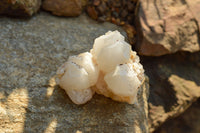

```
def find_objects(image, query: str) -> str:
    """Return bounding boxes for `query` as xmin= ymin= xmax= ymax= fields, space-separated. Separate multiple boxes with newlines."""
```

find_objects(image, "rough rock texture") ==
xmin=42 ymin=0 xmax=86 ymax=17
xmin=0 ymin=12 xmax=149 ymax=133
xmin=141 ymin=52 xmax=200 ymax=132
xmin=86 ymin=0 xmax=138 ymax=24
xmin=136 ymin=0 xmax=200 ymax=56
xmin=154 ymin=98 xmax=200 ymax=133
xmin=86 ymin=0 xmax=139 ymax=45
xmin=0 ymin=0 xmax=41 ymax=17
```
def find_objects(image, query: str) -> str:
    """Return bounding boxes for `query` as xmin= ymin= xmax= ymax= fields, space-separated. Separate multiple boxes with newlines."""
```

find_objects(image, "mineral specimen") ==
xmin=56 ymin=52 xmax=98 ymax=104
xmin=56 ymin=31 xmax=144 ymax=104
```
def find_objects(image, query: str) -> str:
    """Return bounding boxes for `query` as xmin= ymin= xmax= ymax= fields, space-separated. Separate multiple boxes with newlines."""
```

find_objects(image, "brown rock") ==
xmin=0 ymin=12 xmax=149 ymax=133
xmin=123 ymin=24 xmax=137 ymax=45
xmin=87 ymin=6 xmax=98 ymax=20
xmin=81 ymin=0 xmax=88 ymax=7
xmin=93 ymin=0 xmax=100 ymax=6
xmin=96 ymin=1 xmax=107 ymax=15
xmin=0 ymin=0 xmax=41 ymax=17
xmin=86 ymin=0 xmax=139 ymax=45
xmin=136 ymin=0 xmax=200 ymax=56
xmin=86 ymin=0 xmax=138 ymax=25
xmin=42 ymin=0 xmax=83 ymax=17
xmin=186 ymin=0 xmax=200 ymax=26
xmin=154 ymin=98 xmax=200 ymax=133
xmin=141 ymin=52 xmax=200 ymax=132
xmin=120 ymin=10 xmax=128 ymax=18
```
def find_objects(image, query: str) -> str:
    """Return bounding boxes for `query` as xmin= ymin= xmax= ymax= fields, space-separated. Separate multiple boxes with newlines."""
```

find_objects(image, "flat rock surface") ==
xmin=141 ymin=52 xmax=200 ymax=132
xmin=136 ymin=0 xmax=200 ymax=56
xmin=0 ymin=12 xmax=148 ymax=133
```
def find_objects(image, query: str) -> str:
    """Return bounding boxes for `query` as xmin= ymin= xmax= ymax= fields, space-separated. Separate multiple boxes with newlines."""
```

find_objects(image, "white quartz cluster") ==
xmin=56 ymin=31 xmax=145 ymax=104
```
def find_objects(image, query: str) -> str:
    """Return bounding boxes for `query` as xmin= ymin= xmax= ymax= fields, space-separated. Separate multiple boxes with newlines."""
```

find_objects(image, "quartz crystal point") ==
xmin=104 ymin=64 xmax=141 ymax=104
xmin=96 ymin=40 xmax=131 ymax=73
xmin=68 ymin=52 xmax=99 ymax=86
xmin=92 ymin=30 xmax=124 ymax=60
xmin=56 ymin=52 xmax=98 ymax=104
xmin=92 ymin=53 xmax=144 ymax=104
xmin=56 ymin=30 xmax=145 ymax=104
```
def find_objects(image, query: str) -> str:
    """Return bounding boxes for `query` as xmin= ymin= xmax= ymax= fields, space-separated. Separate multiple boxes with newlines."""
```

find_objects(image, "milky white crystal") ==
xmin=57 ymin=62 xmax=90 ymax=91
xmin=66 ymin=88 xmax=94 ymax=105
xmin=56 ymin=30 xmax=145 ymax=105
xmin=68 ymin=52 xmax=99 ymax=86
xmin=96 ymin=40 xmax=131 ymax=73
xmin=104 ymin=64 xmax=141 ymax=97
xmin=92 ymin=30 xmax=124 ymax=59
xmin=56 ymin=52 xmax=99 ymax=104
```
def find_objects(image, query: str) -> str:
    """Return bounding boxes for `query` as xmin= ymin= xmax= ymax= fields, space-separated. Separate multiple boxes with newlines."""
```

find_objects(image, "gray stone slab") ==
xmin=0 ymin=12 xmax=148 ymax=133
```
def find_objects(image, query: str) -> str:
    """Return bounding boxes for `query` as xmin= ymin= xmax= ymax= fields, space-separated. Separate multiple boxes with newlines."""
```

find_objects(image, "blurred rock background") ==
xmin=0 ymin=0 xmax=200 ymax=133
